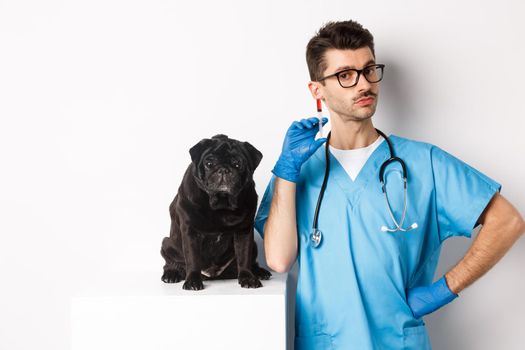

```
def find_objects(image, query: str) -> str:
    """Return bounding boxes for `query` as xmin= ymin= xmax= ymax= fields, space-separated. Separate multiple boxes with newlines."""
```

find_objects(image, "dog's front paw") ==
xmin=183 ymin=272 xmax=204 ymax=291
xmin=161 ymin=269 xmax=184 ymax=283
xmin=238 ymin=270 xmax=262 ymax=288
xmin=254 ymin=266 xmax=272 ymax=280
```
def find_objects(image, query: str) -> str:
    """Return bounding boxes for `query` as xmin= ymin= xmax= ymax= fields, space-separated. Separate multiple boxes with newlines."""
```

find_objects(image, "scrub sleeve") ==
xmin=430 ymin=145 xmax=502 ymax=242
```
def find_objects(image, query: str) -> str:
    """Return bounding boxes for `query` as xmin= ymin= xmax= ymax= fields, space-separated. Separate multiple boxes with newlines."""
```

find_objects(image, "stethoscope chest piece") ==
xmin=310 ymin=228 xmax=322 ymax=248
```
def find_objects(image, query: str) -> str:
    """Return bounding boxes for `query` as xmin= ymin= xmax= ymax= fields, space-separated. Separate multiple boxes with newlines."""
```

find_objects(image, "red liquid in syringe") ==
xmin=316 ymin=99 xmax=323 ymax=137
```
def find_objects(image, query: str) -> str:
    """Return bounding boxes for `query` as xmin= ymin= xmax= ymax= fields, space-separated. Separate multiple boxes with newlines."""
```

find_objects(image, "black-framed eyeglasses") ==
xmin=318 ymin=64 xmax=385 ymax=88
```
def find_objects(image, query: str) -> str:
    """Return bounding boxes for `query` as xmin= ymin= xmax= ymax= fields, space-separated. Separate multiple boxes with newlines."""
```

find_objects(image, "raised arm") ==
xmin=264 ymin=177 xmax=299 ymax=273
xmin=263 ymin=117 xmax=328 ymax=272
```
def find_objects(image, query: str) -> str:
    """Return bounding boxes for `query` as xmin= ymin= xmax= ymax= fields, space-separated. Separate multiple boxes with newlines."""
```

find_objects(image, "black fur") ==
xmin=160 ymin=134 xmax=272 ymax=290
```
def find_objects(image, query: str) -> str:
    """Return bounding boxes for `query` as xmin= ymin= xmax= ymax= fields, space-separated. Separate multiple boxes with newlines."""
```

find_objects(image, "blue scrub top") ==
xmin=254 ymin=134 xmax=501 ymax=350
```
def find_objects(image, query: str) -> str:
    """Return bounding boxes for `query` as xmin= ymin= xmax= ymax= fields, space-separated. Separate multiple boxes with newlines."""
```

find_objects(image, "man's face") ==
xmin=312 ymin=47 xmax=380 ymax=121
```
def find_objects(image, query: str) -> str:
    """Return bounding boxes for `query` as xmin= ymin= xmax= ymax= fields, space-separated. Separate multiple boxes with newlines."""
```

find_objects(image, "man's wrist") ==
xmin=435 ymin=275 xmax=459 ymax=301
xmin=407 ymin=275 xmax=459 ymax=319
xmin=271 ymin=168 xmax=299 ymax=183
xmin=444 ymin=271 xmax=461 ymax=295
xmin=272 ymin=153 xmax=301 ymax=183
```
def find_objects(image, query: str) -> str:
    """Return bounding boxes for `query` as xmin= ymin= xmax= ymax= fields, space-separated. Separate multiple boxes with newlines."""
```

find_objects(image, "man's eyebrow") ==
xmin=333 ymin=59 xmax=376 ymax=72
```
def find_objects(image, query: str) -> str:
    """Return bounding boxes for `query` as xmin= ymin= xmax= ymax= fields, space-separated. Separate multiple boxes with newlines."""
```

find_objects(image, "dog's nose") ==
xmin=217 ymin=167 xmax=231 ymax=176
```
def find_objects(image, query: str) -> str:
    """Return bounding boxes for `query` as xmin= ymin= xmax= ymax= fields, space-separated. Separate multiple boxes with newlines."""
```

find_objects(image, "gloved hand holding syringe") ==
xmin=272 ymin=113 xmax=328 ymax=183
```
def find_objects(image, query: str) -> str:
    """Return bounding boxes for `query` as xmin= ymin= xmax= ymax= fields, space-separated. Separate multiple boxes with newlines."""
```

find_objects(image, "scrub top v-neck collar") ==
xmin=313 ymin=134 xmax=393 ymax=210
xmin=328 ymin=135 xmax=385 ymax=182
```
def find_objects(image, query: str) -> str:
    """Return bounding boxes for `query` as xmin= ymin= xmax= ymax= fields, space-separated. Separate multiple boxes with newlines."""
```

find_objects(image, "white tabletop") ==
xmin=73 ymin=269 xmax=287 ymax=298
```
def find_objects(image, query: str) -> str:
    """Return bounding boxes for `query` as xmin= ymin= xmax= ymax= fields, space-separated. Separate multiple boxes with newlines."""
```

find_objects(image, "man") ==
xmin=254 ymin=20 xmax=524 ymax=349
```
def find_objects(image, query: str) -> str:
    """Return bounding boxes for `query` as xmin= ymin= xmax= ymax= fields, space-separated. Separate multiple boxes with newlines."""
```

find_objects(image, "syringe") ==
xmin=316 ymin=99 xmax=323 ymax=138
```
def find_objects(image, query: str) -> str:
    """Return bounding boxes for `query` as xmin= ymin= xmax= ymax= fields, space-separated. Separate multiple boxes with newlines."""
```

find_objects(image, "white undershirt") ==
xmin=328 ymin=135 xmax=385 ymax=181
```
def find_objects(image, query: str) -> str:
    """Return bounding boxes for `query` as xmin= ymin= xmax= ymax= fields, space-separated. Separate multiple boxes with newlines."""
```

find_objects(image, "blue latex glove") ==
xmin=272 ymin=117 xmax=328 ymax=183
xmin=406 ymin=275 xmax=459 ymax=319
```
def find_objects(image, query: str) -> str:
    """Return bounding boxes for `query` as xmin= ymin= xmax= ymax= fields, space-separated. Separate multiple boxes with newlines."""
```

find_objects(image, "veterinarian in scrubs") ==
xmin=254 ymin=20 xmax=524 ymax=350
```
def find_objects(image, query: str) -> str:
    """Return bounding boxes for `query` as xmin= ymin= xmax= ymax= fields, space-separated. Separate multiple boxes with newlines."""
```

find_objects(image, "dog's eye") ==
xmin=232 ymin=160 xmax=241 ymax=168
xmin=205 ymin=161 xmax=213 ymax=168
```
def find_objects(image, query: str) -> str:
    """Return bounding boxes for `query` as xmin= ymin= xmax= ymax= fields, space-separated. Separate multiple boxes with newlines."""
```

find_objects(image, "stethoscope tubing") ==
xmin=310 ymin=128 xmax=417 ymax=248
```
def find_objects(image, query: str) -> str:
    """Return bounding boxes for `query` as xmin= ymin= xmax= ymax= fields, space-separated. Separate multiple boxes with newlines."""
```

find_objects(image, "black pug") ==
xmin=160 ymin=134 xmax=272 ymax=290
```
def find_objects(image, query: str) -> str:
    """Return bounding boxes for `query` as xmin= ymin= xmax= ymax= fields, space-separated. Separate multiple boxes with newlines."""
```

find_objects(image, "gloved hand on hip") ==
xmin=272 ymin=117 xmax=328 ymax=183
xmin=406 ymin=275 xmax=459 ymax=319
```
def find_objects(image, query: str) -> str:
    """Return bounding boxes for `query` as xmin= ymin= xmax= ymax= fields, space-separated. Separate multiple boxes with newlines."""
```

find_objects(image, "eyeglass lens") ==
xmin=338 ymin=65 xmax=383 ymax=87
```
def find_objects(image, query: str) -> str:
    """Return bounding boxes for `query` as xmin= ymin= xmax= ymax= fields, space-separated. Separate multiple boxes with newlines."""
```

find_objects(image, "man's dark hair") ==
xmin=306 ymin=20 xmax=375 ymax=83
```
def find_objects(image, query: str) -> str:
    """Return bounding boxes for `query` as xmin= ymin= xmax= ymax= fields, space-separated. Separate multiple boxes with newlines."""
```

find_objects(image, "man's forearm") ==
xmin=445 ymin=194 xmax=525 ymax=294
xmin=263 ymin=176 xmax=298 ymax=272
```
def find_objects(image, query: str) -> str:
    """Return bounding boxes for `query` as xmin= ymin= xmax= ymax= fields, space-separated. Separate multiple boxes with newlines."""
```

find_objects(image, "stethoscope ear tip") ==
xmin=380 ymin=226 xmax=388 ymax=232
xmin=411 ymin=223 xmax=418 ymax=229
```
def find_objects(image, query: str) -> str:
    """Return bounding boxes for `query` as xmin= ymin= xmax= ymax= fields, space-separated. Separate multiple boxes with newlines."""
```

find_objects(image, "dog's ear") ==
xmin=211 ymin=134 xmax=229 ymax=141
xmin=189 ymin=138 xmax=214 ymax=165
xmin=242 ymin=141 xmax=263 ymax=171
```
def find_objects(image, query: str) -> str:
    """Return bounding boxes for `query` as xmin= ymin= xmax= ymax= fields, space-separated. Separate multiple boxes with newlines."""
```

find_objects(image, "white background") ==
xmin=1 ymin=0 xmax=524 ymax=349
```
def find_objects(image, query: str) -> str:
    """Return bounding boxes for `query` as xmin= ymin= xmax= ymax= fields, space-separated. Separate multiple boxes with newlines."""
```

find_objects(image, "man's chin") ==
xmin=356 ymin=105 xmax=377 ymax=118
xmin=332 ymin=105 xmax=376 ymax=121
xmin=350 ymin=110 xmax=375 ymax=120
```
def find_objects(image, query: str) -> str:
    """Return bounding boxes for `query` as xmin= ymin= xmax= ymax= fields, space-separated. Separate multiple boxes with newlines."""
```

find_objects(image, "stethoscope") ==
xmin=310 ymin=128 xmax=418 ymax=248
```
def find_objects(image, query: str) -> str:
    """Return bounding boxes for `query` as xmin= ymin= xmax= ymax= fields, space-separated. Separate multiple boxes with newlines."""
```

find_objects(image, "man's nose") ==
xmin=356 ymin=72 xmax=372 ymax=91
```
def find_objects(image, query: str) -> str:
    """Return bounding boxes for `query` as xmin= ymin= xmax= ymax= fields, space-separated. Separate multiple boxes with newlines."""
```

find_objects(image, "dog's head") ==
xmin=189 ymin=134 xmax=263 ymax=210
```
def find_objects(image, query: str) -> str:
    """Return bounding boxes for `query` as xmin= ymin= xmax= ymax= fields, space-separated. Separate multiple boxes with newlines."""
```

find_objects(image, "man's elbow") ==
xmin=502 ymin=206 xmax=525 ymax=238
xmin=265 ymin=241 xmax=293 ymax=273
xmin=265 ymin=242 xmax=296 ymax=273
xmin=481 ymin=193 xmax=525 ymax=237
xmin=513 ymin=215 xmax=525 ymax=237
xmin=262 ymin=224 xmax=297 ymax=273
xmin=267 ymin=259 xmax=293 ymax=273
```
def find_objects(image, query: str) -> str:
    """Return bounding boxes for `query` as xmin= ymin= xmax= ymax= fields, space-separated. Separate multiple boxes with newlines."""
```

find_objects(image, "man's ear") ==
xmin=242 ymin=141 xmax=263 ymax=171
xmin=189 ymin=138 xmax=213 ymax=165
xmin=308 ymin=81 xmax=324 ymax=100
